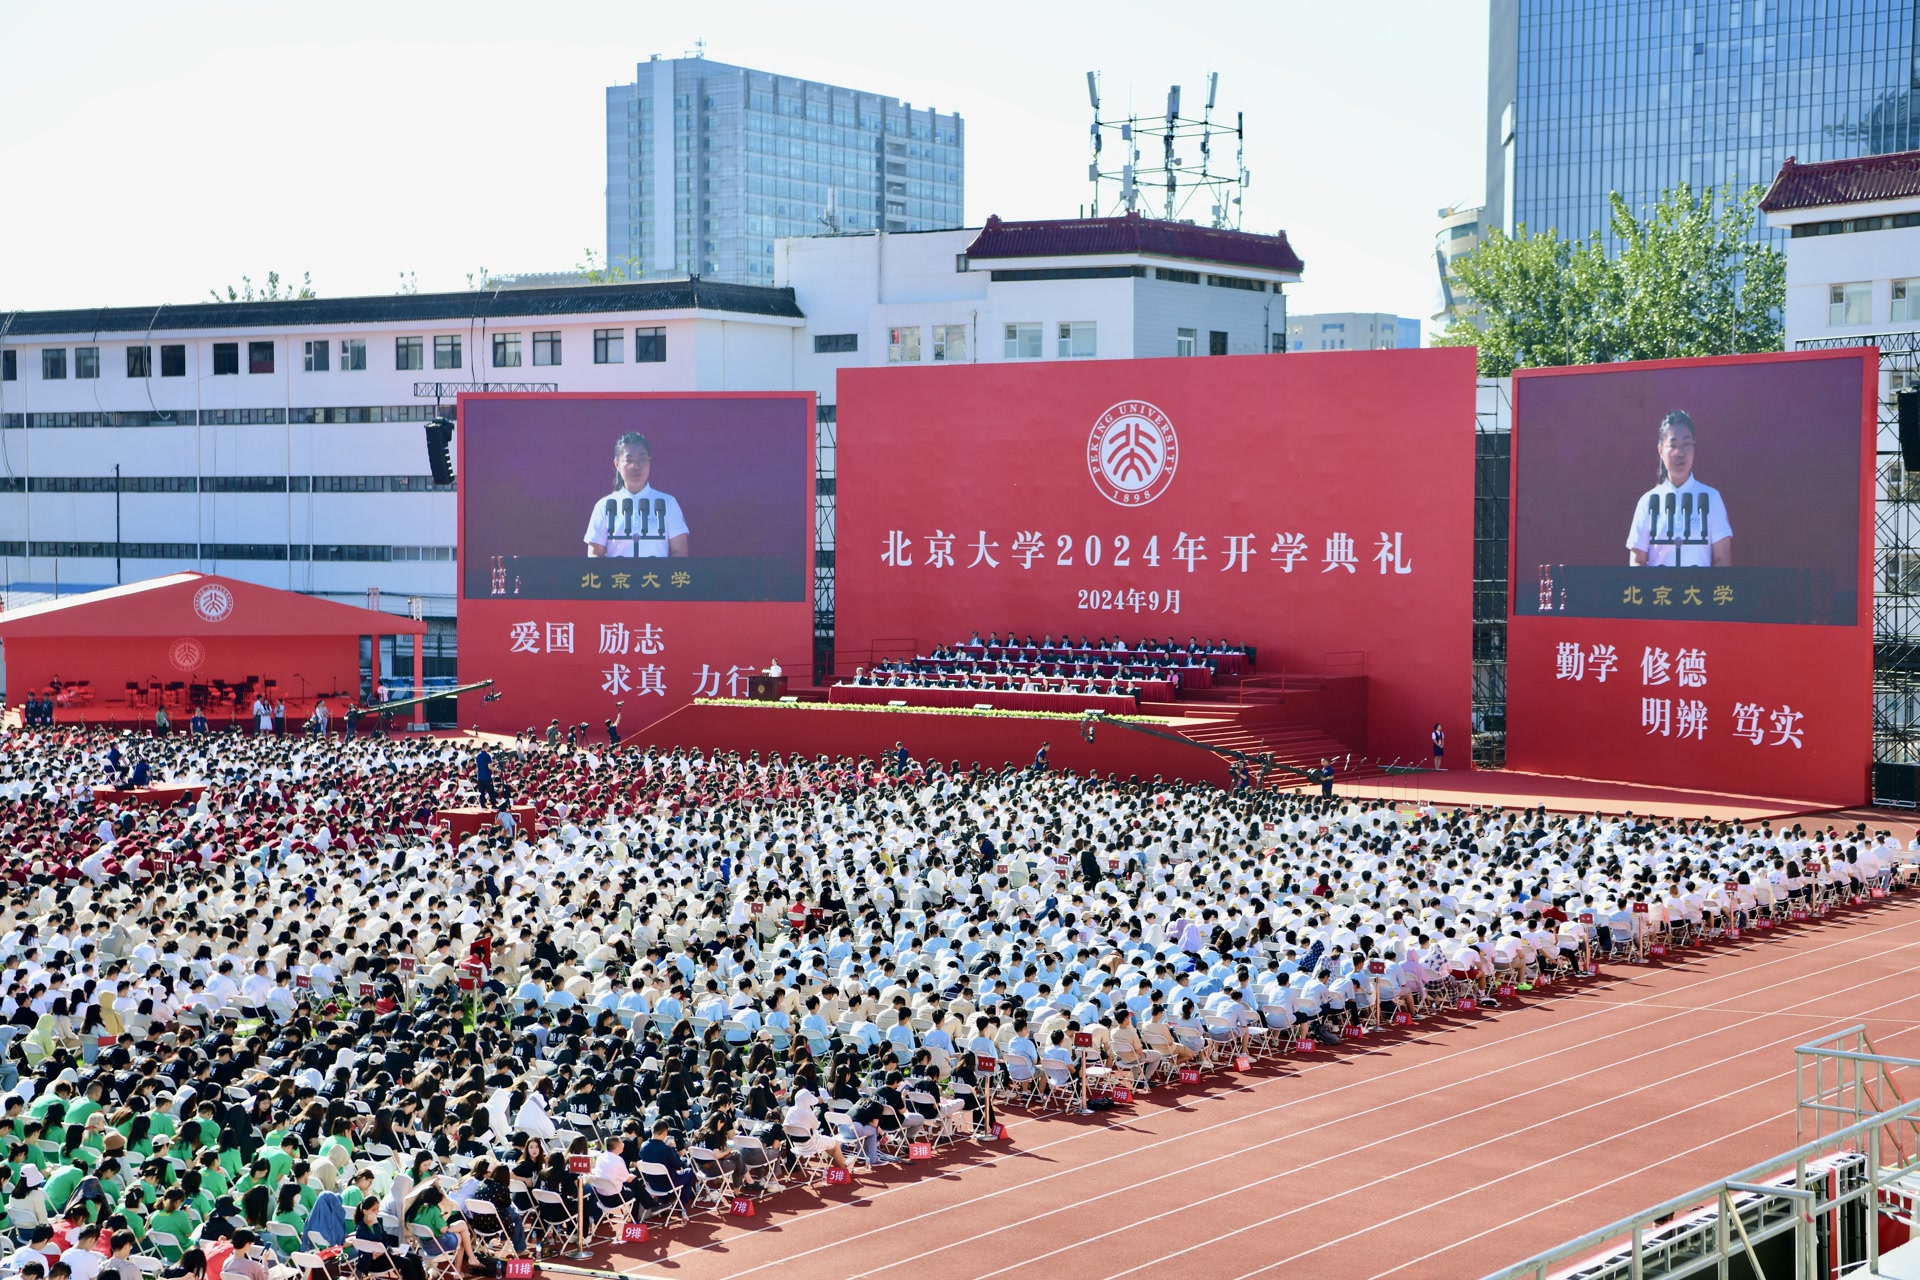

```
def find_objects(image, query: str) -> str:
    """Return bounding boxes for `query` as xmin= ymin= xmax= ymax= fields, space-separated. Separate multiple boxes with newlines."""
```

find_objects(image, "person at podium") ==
xmin=1626 ymin=410 xmax=1732 ymax=568
xmin=586 ymin=431 xmax=690 ymax=558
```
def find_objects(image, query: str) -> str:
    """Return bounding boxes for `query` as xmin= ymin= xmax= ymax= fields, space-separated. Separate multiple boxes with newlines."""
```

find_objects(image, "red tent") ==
xmin=0 ymin=572 xmax=425 ymax=728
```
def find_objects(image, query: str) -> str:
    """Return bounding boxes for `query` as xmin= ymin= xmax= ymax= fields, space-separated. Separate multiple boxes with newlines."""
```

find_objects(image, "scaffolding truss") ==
xmin=1794 ymin=334 xmax=1920 ymax=763
xmin=1473 ymin=379 xmax=1512 ymax=768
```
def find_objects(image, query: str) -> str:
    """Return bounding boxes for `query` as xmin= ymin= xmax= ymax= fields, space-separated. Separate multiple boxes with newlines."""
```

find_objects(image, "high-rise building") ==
xmin=606 ymin=55 xmax=965 ymax=284
xmin=1486 ymin=0 xmax=1920 ymax=245
xmin=1434 ymin=203 xmax=1487 ymax=327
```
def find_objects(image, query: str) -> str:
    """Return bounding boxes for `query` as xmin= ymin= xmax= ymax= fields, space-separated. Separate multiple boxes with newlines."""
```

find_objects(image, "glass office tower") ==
xmin=1486 ymin=0 xmax=1919 ymax=245
xmin=607 ymin=56 xmax=965 ymax=284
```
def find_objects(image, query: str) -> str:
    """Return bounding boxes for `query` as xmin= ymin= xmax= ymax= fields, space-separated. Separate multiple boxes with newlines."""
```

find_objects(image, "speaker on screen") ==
xmin=1900 ymin=389 xmax=1920 ymax=471
xmin=425 ymin=417 xmax=455 ymax=486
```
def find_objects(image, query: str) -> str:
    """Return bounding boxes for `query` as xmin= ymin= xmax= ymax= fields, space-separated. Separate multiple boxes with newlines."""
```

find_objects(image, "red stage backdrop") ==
xmin=1506 ymin=350 xmax=1876 ymax=806
xmin=835 ymin=350 xmax=1477 ymax=762
xmin=457 ymin=393 xmax=815 ymax=734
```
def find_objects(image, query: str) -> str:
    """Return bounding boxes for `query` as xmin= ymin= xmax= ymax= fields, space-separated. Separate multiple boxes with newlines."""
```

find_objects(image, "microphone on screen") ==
xmin=1662 ymin=492 xmax=1677 ymax=542
xmin=621 ymin=496 xmax=634 ymax=539
xmin=603 ymin=499 xmax=618 ymax=543
xmin=654 ymin=498 xmax=667 ymax=540
xmin=1697 ymin=492 xmax=1711 ymax=538
xmin=1679 ymin=492 xmax=1694 ymax=542
xmin=1646 ymin=494 xmax=1661 ymax=545
xmin=638 ymin=497 xmax=654 ymax=540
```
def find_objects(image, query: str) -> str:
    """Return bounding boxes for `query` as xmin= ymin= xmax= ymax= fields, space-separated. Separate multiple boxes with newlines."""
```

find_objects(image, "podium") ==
xmin=747 ymin=675 xmax=788 ymax=701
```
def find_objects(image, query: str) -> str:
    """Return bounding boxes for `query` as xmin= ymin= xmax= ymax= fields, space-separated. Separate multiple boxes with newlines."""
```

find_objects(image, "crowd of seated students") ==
xmin=0 ymin=720 xmax=1905 ymax=1271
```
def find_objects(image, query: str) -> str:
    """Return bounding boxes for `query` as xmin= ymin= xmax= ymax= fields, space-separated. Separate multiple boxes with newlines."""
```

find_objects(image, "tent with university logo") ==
xmin=0 ymin=572 xmax=424 ymax=726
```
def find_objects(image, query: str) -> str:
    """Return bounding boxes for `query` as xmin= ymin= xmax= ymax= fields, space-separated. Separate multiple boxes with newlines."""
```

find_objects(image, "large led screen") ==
xmin=457 ymin=393 xmax=814 ymax=734
xmin=1506 ymin=351 xmax=1875 ymax=806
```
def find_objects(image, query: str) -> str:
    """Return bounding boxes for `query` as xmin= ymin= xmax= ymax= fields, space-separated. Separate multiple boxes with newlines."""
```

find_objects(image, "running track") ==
xmin=587 ymin=895 xmax=1920 ymax=1280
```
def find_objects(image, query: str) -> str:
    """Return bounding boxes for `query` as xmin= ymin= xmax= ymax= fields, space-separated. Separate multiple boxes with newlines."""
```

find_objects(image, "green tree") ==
xmin=575 ymin=248 xmax=643 ymax=284
xmin=208 ymin=271 xmax=315 ymax=303
xmin=1435 ymin=183 xmax=1782 ymax=376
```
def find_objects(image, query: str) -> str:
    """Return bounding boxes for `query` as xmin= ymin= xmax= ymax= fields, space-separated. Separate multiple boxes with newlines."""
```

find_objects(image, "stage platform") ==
xmin=1334 ymin=765 xmax=1908 ymax=830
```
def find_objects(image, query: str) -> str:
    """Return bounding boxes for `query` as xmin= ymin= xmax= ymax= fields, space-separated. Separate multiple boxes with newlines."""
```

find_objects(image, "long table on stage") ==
xmin=904 ymin=656 xmax=1189 ymax=696
xmin=829 ymin=685 xmax=1141 ymax=715
xmin=953 ymin=644 xmax=1245 ymax=679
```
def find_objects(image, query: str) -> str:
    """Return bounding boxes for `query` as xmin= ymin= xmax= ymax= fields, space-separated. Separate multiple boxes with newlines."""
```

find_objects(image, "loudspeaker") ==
xmin=1900 ymin=390 xmax=1920 ymax=471
xmin=1873 ymin=761 xmax=1919 ymax=809
xmin=424 ymin=417 xmax=455 ymax=486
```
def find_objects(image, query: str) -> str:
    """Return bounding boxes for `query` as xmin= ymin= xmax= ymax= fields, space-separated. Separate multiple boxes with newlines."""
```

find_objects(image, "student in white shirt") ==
xmin=584 ymin=432 xmax=689 ymax=558
xmin=1627 ymin=410 xmax=1732 ymax=568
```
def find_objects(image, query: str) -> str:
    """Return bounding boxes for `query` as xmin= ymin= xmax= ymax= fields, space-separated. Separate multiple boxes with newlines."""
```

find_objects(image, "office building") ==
xmin=606 ymin=55 xmax=965 ymax=284
xmin=1762 ymin=151 xmax=1920 ymax=351
xmin=1487 ymin=0 xmax=1920 ymax=244
xmin=1285 ymin=312 xmax=1419 ymax=352
xmin=1434 ymin=203 xmax=1488 ymax=326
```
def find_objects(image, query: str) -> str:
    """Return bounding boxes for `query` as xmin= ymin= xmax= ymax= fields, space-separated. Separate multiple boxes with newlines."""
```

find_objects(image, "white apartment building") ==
xmin=779 ymin=213 xmax=1303 ymax=415
xmin=1762 ymin=151 xmax=1920 ymax=353
xmin=0 ymin=214 xmax=1303 ymax=693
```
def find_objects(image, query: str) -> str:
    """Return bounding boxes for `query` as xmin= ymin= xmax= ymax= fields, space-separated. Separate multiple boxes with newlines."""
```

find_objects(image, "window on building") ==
xmin=887 ymin=326 xmax=921 ymax=363
xmin=532 ymin=331 xmax=561 ymax=366
xmin=303 ymin=340 xmax=330 ymax=372
xmin=248 ymin=341 xmax=274 ymax=374
xmin=813 ymin=333 xmax=858 ymax=354
xmin=160 ymin=344 xmax=186 ymax=377
xmin=395 ymin=337 xmax=424 ymax=371
xmin=127 ymin=346 xmax=151 ymax=378
xmin=1209 ymin=330 xmax=1230 ymax=356
xmin=1057 ymin=322 xmax=1097 ymax=358
xmin=41 ymin=349 xmax=68 ymax=380
xmin=1895 ymin=280 xmax=1920 ymax=323
xmin=74 ymin=347 xmax=100 ymax=379
xmin=594 ymin=329 xmax=624 ymax=364
xmin=492 ymin=333 xmax=521 ymax=367
xmin=215 ymin=344 xmax=245 ymax=375
xmin=434 ymin=335 xmax=462 ymax=369
xmin=1176 ymin=328 xmax=1197 ymax=358
xmin=1 ymin=351 xmax=13 ymax=382
xmin=634 ymin=327 xmax=666 ymax=362
xmin=339 ymin=339 xmax=367 ymax=371
xmin=1003 ymin=323 xmax=1042 ymax=359
xmin=1830 ymin=282 xmax=1872 ymax=326
xmin=1270 ymin=333 xmax=1287 ymax=354
xmin=932 ymin=325 xmax=966 ymax=362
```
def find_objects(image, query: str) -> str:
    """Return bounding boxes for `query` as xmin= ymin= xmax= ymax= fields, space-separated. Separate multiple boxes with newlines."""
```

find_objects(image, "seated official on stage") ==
xmin=948 ymin=632 xmax=1253 ymax=679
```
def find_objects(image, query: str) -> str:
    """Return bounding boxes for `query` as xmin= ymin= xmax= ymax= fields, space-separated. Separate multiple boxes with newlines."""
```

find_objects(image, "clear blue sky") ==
xmin=0 ymin=0 xmax=1488 ymax=326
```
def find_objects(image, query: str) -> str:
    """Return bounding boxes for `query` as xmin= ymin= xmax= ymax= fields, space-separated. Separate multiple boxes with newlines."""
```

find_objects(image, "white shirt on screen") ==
xmin=1626 ymin=474 xmax=1730 ymax=568
xmin=585 ymin=484 xmax=688 ymax=557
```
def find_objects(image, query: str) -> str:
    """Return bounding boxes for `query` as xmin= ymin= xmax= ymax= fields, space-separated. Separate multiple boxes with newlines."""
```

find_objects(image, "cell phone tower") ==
xmin=1085 ymin=70 xmax=1249 ymax=228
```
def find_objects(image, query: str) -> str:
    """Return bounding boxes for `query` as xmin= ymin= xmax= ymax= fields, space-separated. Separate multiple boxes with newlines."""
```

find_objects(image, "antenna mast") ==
xmin=1086 ymin=69 xmax=1249 ymax=227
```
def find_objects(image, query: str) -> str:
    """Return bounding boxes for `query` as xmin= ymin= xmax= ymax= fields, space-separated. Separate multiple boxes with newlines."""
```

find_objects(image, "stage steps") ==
xmin=1175 ymin=717 xmax=1357 ymax=778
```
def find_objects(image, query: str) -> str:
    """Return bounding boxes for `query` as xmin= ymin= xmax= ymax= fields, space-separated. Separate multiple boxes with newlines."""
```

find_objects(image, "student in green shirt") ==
xmin=271 ymin=1184 xmax=307 ymax=1257
xmin=339 ymin=1168 xmax=376 ymax=1211
xmin=64 ymin=1084 xmax=104 ymax=1129
xmin=40 ymin=1165 xmax=82 ymax=1216
xmin=146 ymin=1188 xmax=194 ymax=1262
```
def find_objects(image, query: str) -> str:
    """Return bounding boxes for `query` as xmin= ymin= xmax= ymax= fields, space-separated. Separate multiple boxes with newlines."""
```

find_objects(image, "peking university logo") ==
xmin=191 ymin=583 xmax=235 ymax=624
xmin=1087 ymin=400 xmax=1179 ymax=506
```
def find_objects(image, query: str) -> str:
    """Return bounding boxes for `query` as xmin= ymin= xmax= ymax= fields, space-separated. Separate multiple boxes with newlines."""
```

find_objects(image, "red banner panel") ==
xmin=457 ymin=394 xmax=814 ymax=734
xmin=1507 ymin=351 xmax=1875 ymax=806
xmin=835 ymin=351 xmax=1476 ymax=761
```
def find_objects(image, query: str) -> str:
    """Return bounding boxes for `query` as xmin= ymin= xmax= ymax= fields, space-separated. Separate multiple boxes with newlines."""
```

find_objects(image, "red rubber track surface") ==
xmin=577 ymin=895 xmax=1920 ymax=1280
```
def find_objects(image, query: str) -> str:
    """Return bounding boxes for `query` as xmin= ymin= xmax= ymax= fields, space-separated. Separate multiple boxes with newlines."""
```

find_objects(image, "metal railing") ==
xmin=1795 ymin=1023 xmax=1920 ymax=1167
xmin=1481 ymin=1038 xmax=1920 ymax=1280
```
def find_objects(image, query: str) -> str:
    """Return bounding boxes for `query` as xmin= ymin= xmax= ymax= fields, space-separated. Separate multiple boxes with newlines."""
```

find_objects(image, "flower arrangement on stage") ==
xmin=695 ymin=697 xmax=1168 ymax=724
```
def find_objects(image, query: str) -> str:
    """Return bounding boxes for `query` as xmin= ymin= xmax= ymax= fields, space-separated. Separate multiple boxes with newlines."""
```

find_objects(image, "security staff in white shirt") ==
xmin=1626 ymin=410 xmax=1732 ymax=567
xmin=585 ymin=431 xmax=690 ymax=558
